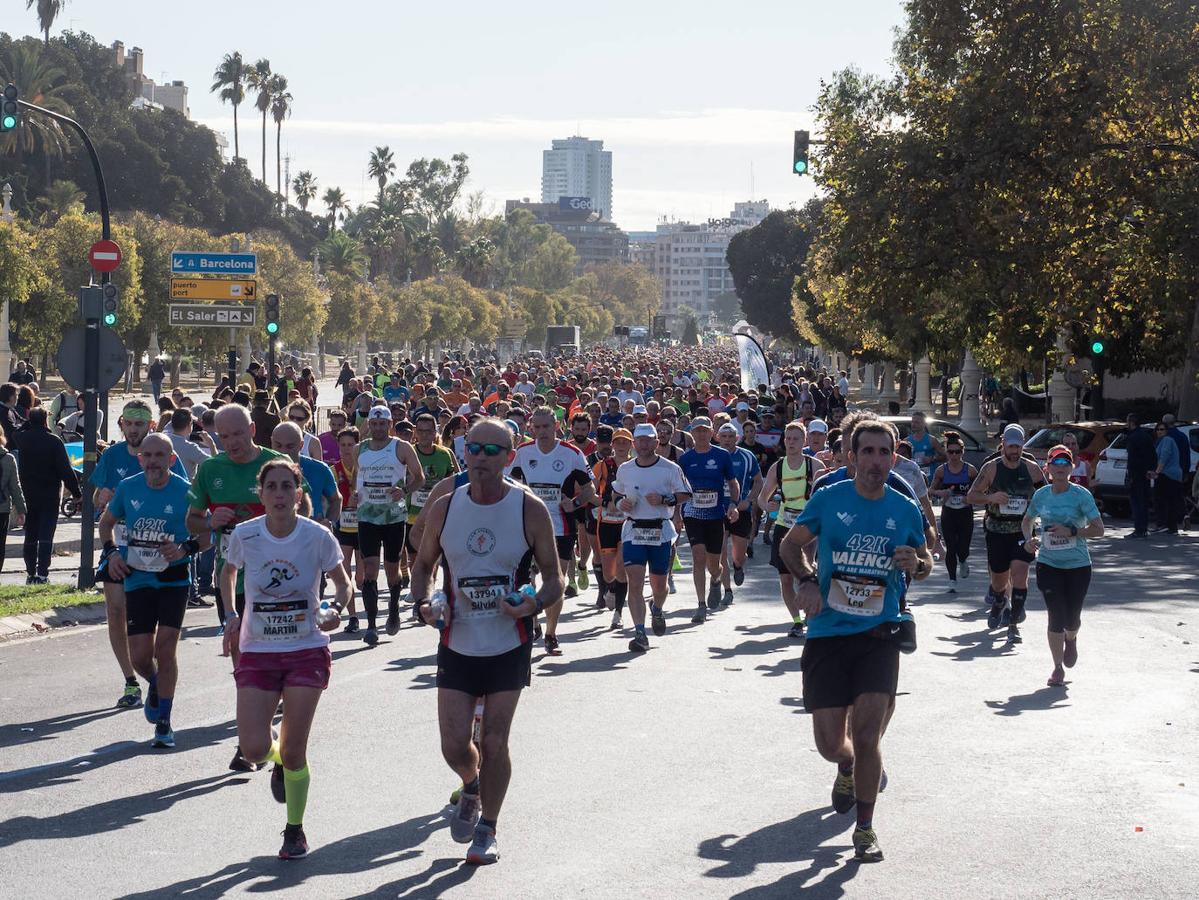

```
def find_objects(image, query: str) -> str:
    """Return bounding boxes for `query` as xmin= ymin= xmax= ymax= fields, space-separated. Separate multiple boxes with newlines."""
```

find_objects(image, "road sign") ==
xmin=1065 ymin=364 xmax=1092 ymax=390
xmin=168 ymin=303 xmax=257 ymax=327
xmin=88 ymin=239 xmax=122 ymax=273
xmin=170 ymin=277 xmax=257 ymax=301
xmin=57 ymin=325 xmax=127 ymax=393
xmin=170 ymin=251 xmax=257 ymax=276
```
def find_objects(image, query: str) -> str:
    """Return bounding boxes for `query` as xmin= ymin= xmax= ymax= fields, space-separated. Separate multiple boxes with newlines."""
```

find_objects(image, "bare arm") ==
xmin=966 ymin=461 xmax=997 ymax=506
xmin=410 ymin=494 xmax=450 ymax=608
xmin=756 ymin=462 xmax=779 ymax=512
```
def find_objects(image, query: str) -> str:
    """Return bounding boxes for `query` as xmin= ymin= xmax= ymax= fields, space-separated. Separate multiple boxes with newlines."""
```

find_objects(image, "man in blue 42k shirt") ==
xmin=677 ymin=417 xmax=739 ymax=624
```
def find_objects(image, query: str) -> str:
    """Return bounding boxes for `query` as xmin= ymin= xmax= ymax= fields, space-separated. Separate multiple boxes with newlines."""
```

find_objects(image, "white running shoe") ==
xmin=959 ymin=559 xmax=970 ymax=579
xmin=947 ymin=578 xmax=957 ymax=593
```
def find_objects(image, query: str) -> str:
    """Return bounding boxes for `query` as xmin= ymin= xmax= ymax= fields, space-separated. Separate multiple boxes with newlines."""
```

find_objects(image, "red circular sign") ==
xmin=88 ymin=239 xmax=122 ymax=273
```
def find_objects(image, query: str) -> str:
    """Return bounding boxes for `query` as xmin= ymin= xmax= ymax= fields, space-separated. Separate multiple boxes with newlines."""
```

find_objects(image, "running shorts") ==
xmin=125 ymin=585 xmax=189 ymax=635
xmin=555 ymin=534 xmax=577 ymax=561
xmin=1036 ymin=562 xmax=1092 ymax=633
xmin=333 ymin=527 xmax=358 ymax=549
xmin=598 ymin=522 xmax=623 ymax=552
xmin=801 ymin=630 xmax=900 ymax=711
xmin=726 ymin=510 xmax=753 ymax=540
xmin=684 ymin=516 xmax=726 ymax=554
xmin=437 ymin=642 xmax=533 ymax=696
xmin=985 ymin=530 xmax=1034 ymax=573
xmin=770 ymin=524 xmax=792 ymax=573
xmin=359 ymin=521 xmax=406 ymax=563
xmin=235 ymin=646 xmax=332 ymax=692
xmin=622 ymin=540 xmax=672 ymax=575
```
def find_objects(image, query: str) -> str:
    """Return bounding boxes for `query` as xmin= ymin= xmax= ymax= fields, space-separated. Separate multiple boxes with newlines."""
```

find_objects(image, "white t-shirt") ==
xmin=612 ymin=457 xmax=691 ymax=545
xmin=225 ymin=516 xmax=343 ymax=654
xmin=511 ymin=439 xmax=592 ymax=537
xmin=892 ymin=456 xmax=930 ymax=500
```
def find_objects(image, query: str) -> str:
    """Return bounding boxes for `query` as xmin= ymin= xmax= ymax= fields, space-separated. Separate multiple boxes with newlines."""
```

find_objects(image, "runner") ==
xmin=930 ymin=432 xmax=977 ymax=592
xmin=740 ymin=420 xmax=775 ymax=555
xmin=613 ymin=424 xmax=692 ymax=652
xmin=779 ymin=418 xmax=931 ymax=863
xmin=655 ymin=418 xmax=685 ymax=594
xmin=1021 ymin=445 xmax=1104 ymax=686
xmin=331 ymin=426 xmax=363 ymax=632
xmin=678 ymin=417 xmax=740 ymax=624
xmin=583 ymin=425 xmax=615 ymax=607
xmin=510 ymin=407 xmax=595 ymax=654
xmin=97 ymin=433 xmax=209 ymax=748
xmin=353 ymin=406 xmax=424 ymax=645
xmin=966 ymin=423 xmax=1046 ymax=644
xmin=410 ymin=418 xmax=564 ymax=865
xmin=567 ymin=413 xmax=597 ymax=591
xmin=757 ymin=422 xmax=824 ymax=637
xmin=271 ymin=422 xmax=341 ymax=531
xmin=716 ymin=423 xmax=762 ymax=606
xmin=907 ymin=411 xmax=946 ymax=483
xmin=406 ymin=412 xmax=458 ymax=572
xmin=591 ymin=428 xmax=634 ymax=629
xmin=221 ymin=458 xmax=351 ymax=860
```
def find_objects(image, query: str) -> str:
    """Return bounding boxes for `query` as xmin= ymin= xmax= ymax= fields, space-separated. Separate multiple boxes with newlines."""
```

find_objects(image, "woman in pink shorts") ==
xmin=220 ymin=458 xmax=352 ymax=860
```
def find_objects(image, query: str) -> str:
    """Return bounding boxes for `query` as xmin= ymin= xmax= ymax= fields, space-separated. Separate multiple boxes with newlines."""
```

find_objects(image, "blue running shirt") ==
xmin=679 ymin=446 xmax=736 ymax=520
xmin=106 ymin=472 xmax=194 ymax=591
xmin=91 ymin=441 xmax=188 ymax=491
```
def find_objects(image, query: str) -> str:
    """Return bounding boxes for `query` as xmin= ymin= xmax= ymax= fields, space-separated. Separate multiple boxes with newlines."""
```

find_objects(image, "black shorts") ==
xmin=436 ymin=642 xmax=533 ymax=697
xmin=684 ymin=517 xmax=725 ymax=554
xmin=985 ymin=529 xmax=1034 ymax=573
xmin=726 ymin=510 xmax=753 ymax=540
xmin=555 ymin=534 xmax=577 ymax=560
xmin=97 ymin=559 xmax=188 ymax=586
xmin=801 ymin=630 xmax=901 ymax=711
xmin=125 ymin=586 xmax=189 ymax=635
xmin=586 ymin=511 xmax=600 ymax=536
xmin=333 ymin=528 xmax=358 ymax=549
xmin=598 ymin=522 xmax=623 ymax=551
xmin=1036 ymin=563 xmax=1092 ymax=632
xmin=770 ymin=525 xmax=792 ymax=573
xmin=358 ymin=521 xmax=406 ymax=563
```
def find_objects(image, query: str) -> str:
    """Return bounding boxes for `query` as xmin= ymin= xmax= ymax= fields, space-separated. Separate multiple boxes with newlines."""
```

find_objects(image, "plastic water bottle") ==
xmin=317 ymin=601 xmax=339 ymax=627
xmin=768 ymin=490 xmax=783 ymax=522
xmin=507 ymin=584 xmax=537 ymax=607
xmin=429 ymin=590 xmax=449 ymax=630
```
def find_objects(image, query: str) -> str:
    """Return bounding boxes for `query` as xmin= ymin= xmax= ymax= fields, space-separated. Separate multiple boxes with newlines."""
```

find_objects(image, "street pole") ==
xmin=18 ymin=99 xmax=110 ymax=589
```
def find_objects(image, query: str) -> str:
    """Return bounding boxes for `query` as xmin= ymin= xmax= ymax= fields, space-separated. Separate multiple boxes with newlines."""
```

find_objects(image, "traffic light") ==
xmin=793 ymin=129 xmax=809 ymax=176
xmin=1 ymin=83 xmax=17 ymax=133
xmin=265 ymin=293 xmax=280 ymax=335
xmin=102 ymin=282 xmax=118 ymax=326
xmin=1091 ymin=340 xmax=1104 ymax=356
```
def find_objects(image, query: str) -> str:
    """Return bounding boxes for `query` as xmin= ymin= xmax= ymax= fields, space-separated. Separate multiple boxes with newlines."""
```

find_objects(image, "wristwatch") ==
xmin=798 ymin=574 xmax=817 ymax=586
xmin=915 ymin=557 xmax=928 ymax=576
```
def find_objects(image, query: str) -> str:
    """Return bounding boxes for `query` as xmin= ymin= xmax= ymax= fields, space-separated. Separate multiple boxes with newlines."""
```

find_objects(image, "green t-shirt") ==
xmin=407 ymin=445 xmax=456 ymax=522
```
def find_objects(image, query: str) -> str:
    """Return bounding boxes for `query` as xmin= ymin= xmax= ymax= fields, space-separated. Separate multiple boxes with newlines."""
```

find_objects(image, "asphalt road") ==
xmin=1 ymin=522 xmax=1197 ymax=899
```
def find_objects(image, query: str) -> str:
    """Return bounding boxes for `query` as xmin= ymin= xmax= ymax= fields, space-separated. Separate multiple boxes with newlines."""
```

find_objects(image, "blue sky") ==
xmin=32 ymin=0 xmax=906 ymax=230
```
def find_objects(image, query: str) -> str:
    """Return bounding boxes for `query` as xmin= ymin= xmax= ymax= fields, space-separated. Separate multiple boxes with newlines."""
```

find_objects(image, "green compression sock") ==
xmin=283 ymin=765 xmax=310 ymax=827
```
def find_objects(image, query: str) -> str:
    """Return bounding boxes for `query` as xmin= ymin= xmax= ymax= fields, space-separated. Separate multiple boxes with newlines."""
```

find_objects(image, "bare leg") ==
xmin=104 ymin=582 xmax=134 ymax=680
xmin=478 ymin=689 xmax=522 ymax=821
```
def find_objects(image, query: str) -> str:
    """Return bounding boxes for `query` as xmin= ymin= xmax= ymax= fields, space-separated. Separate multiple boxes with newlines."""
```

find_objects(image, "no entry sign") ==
xmin=88 ymin=239 xmax=122 ymax=273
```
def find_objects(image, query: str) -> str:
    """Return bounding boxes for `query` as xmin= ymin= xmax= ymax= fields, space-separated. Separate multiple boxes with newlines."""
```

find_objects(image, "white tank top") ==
xmin=356 ymin=439 xmax=407 ymax=525
xmin=440 ymin=483 xmax=532 ymax=656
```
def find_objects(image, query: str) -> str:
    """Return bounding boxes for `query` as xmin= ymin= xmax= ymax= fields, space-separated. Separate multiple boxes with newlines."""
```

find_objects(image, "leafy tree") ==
xmin=680 ymin=312 xmax=699 ymax=347
xmin=0 ymin=220 xmax=46 ymax=310
xmin=405 ymin=154 xmax=469 ymax=229
xmin=319 ymin=230 xmax=366 ymax=278
xmin=0 ymin=40 xmax=75 ymax=172
xmin=37 ymin=177 xmax=83 ymax=223
xmin=292 ymin=171 xmax=317 ymax=212
xmin=711 ymin=291 xmax=742 ymax=326
xmin=725 ymin=209 xmax=812 ymax=342
xmin=210 ymin=51 xmax=246 ymax=163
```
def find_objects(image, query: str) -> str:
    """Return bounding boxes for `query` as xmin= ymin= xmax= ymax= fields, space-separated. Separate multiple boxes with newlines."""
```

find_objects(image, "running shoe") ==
xmin=385 ymin=612 xmax=400 ymax=636
xmin=1047 ymin=667 xmax=1065 ymax=686
xmin=271 ymin=763 xmax=286 ymax=803
xmin=610 ymin=611 xmax=622 ymax=631
xmin=746 ymin=543 xmax=754 ymax=559
xmin=667 ymin=575 xmax=677 ymax=594
xmin=363 ymin=628 xmax=379 ymax=646
xmin=450 ymin=790 xmax=481 ymax=843
xmin=721 ymin=588 xmax=733 ymax=609
xmin=151 ymin=720 xmax=174 ymax=749
xmin=449 ymin=785 xmax=463 ymax=805
xmin=186 ymin=596 xmax=213 ymax=608
xmin=564 ymin=582 xmax=578 ymax=599
xmin=733 ymin=565 xmax=745 ymax=586
xmin=986 ymin=600 xmax=1004 ymax=630
xmin=597 ymin=594 xmax=607 ymax=610
xmin=959 ymin=558 xmax=970 ymax=579
xmin=947 ymin=578 xmax=957 ymax=594
xmin=1013 ymin=605 xmax=1027 ymax=624
xmin=116 ymin=684 xmax=143 ymax=710
xmin=1063 ymin=637 xmax=1078 ymax=668
xmin=345 ymin=616 xmax=360 ymax=634
xmin=229 ymin=746 xmax=258 ymax=772
xmin=144 ymin=683 xmax=159 ymax=724
xmin=831 ymin=770 xmax=856 ymax=813
xmin=706 ymin=582 xmax=721 ymax=610
xmin=852 ymin=826 xmax=884 ymax=862
xmin=577 ymin=569 xmax=589 ymax=590
xmin=466 ymin=824 xmax=499 ymax=865
xmin=651 ymin=606 xmax=666 ymax=637
xmin=1007 ymin=623 xmax=1022 ymax=644
xmin=999 ymin=606 xmax=1012 ymax=628
xmin=544 ymin=634 xmax=562 ymax=656
xmin=691 ymin=605 xmax=707 ymax=624
xmin=278 ymin=824 xmax=308 ymax=860
xmin=788 ymin=621 xmax=805 ymax=639
xmin=628 ymin=631 xmax=650 ymax=653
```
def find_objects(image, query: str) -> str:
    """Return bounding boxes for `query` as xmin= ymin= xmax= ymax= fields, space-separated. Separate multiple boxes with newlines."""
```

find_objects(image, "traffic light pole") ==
xmin=18 ymin=99 xmax=109 ymax=589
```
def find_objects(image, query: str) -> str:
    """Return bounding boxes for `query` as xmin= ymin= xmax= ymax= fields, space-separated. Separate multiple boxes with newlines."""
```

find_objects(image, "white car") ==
xmin=1093 ymin=423 xmax=1198 ymax=515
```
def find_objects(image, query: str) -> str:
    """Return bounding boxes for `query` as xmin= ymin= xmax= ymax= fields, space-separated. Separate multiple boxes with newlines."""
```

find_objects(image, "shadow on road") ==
xmin=929 ymin=628 xmax=1018 ymax=663
xmin=0 ymin=706 xmax=126 ymax=750
xmin=697 ymin=806 xmax=860 ymax=897
xmin=536 ymin=649 xmax=634 ymax=676
xmin=707 ymin=634 xmax=794 ymax=661
xmin=984 ymin=686 xmax=1071 ymax=716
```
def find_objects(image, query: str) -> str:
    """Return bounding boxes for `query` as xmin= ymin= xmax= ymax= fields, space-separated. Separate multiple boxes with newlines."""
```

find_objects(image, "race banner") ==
xmin=733 ymin=332 xmax=771 ymax=393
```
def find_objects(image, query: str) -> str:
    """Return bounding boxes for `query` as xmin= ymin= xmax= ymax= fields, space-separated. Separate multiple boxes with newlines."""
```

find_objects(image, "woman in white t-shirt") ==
xmin=220 ymin=457 xmax=351 ymax=861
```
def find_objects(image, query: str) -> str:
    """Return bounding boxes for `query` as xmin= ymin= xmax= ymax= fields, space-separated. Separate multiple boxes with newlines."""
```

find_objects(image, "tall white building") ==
xmin=654 ymin=201 xmax=770 ymax=322
xmin=541 ymin=136 xmax=613 ymax=222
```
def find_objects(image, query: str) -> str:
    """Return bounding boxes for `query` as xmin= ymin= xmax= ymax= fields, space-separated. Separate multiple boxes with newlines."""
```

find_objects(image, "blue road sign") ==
xmin=170 ymin=251 xmax=258 ymax=275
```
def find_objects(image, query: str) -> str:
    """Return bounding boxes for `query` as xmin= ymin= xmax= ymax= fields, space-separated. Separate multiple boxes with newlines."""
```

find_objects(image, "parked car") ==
xmin=879 ymin=416 xmax=988 ymax=470
xmin=1093 ymin=423 xmax=1199 ymax=515
xmin=1024 ymin=422 xmax=1125 ymax=476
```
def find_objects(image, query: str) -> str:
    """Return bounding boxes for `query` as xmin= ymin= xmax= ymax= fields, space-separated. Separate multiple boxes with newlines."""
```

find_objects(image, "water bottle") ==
xmin=429 ymin=590 xmax=449 ymax=630
xmin=507 ymin=584 xmax=537 ymax=607
xmin=317 ymin=601 xmax=339 ymax=627
xmin=768 ymin=490 xmax=783 ymax=522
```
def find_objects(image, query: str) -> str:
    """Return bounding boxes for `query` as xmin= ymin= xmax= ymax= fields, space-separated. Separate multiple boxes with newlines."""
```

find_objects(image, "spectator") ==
xmin=10 ymin=359 xmax=36 ymax=385
xmin=0 ymin=383 xmax=21 ymax=445
xmin=56 ymin=390 xmax=103 ymax=442
xmin=1151 ymin=419 xmax=1184 ymax=535
xmin=0 ymin=430 xmax=27 ymax=571
xmin=1162 ymin=413 xmax=1191 ymax=479
xmin=13 ymin=408 xmax=80 ymax=582
xmin=15 ymin=384 xmax=36 ymax=420
xmin=336 ymin=359 xmax=355 ymax=401
xmin=49 ymin=387 xmax=80 ymax=431
xmin=1123 ymin=413 xmax=1156 ymax=539
xmin=147 ymin=357 xmax=166 ymax=402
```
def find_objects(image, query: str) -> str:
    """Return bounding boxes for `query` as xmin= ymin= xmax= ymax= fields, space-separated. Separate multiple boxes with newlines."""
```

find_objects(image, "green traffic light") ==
xmin=1091 ymin=340 xmax=1104 ymax=355
xmin=266 ymin=322 xmax=279 ymax=334
xmin=1 ymin=115 xmax=14 ymax=130
xmin=794 ymin=160 xmax=808 ymax=175
xmin=103 ymin=313 xmax=117 ymax=326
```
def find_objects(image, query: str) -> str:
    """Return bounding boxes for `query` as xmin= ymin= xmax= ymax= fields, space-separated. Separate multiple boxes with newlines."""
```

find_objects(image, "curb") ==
xmin=0 ymin=600 xmax=107 ymax=642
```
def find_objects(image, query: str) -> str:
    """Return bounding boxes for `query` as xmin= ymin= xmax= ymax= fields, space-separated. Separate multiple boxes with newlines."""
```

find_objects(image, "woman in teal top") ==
xmin=1021 ymin=445 xmax=1104 ymax=688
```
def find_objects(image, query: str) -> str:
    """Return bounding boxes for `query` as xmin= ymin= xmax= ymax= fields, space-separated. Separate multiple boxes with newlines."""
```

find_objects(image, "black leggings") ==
xmin=940 ymin=507 xmax=974 ymax=580
xmin=1036 ymin=563 xmax=1091 ymax=633
xmin=24 ymin=500 xmax=60 ymax=578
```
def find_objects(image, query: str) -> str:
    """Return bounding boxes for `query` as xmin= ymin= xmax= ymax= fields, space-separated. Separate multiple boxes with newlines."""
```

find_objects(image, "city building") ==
xmin=540 ymin=136 xmax=613 ymax=222
xmin=112 ymin=41 xmax=190 ymax=118
xmin=653 ymin=201 xmax=770 ymax=323
xmin=506 ymin=199 xmax=629 ymax=271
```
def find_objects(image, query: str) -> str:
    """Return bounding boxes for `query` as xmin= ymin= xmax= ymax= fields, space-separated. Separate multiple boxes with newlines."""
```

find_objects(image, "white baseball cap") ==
xmin=808 ymin=419 xmax=829 ymax=434
xmin=633 ymin=424 xmax=658 ymax=439
xmin=367 ymin=406 xmax=393 ymax=421
xmin=1003 ymin=423 xmax=1025 ymax=446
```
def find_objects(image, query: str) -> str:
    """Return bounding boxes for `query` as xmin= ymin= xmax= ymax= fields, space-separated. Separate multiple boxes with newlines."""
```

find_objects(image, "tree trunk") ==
xmin=1177 ymin=296 xmax=1199 ymax=419
xmin=170 ymin=356 xmax=181 ymax=389
xmin=261 ymin=113 xmax=267 ymax=184
xmin=275 ymin=122 xmax=282 ymax=211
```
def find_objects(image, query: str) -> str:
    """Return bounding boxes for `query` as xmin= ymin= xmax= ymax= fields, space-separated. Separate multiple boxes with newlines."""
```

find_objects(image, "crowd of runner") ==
xmin=7 ymin=343 xmax=1174 ymax=865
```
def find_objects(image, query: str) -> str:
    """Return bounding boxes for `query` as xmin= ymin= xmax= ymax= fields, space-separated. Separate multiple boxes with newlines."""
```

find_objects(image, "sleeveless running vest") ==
xmin=773 ymin=456 xmax=813 ymax=530
xmin=985 ymin=460 xmax=1034 ymax=533
xmin=938 ymin=464 xmax=973 ymax=511
xmin=356 ymin=439 xmax=407 ymax=525
xmin=440 ymin=484 xmax=532 ymax=656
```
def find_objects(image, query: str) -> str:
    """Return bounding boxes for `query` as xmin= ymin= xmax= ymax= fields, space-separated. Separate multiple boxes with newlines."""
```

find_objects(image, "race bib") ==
xmin=1044 ymin=532 xmax=1077 ymax=551
xmin=456 ymin=575 xmax=512 ymax=620
xmin=1003 ymin=497 xmax=1028 ymax=515
xmin=530 ymin=483 xmax=561 ymax=504
xmin=945 ymin=494 xmax=967 ymax=510
xmin=113 ymin=523 xmax=128 ymax=547
xmin=780 ymin=506 xmax=801 ymax=528
xmin=363 ymin=480 xmax=394 ymax=505
xmin=606 ymin=507 xmax=627 ymax=522
xmin=125 ymin=537 xmax=168 ymax=572
xmin=250 ymin=597 xmax=314 ymax=642
xmin=339 ymin=507 xmax=358 ymax=531
xmin=631 ymin=523 xmax=663 ymax=546
xmin=411 ymin=488 xmax=432 ymax=509
xmin=692 ymin=490 xmax=718 ymax=509
xmin=828 ymin=573 xmax=887 ymax=616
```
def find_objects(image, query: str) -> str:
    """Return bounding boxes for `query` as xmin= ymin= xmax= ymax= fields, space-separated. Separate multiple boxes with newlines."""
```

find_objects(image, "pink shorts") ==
xmin=234 ymin=646 xmax=332 ymax=692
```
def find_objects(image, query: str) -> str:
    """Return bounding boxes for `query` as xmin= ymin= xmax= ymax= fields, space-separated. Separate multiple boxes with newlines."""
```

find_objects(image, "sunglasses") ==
xmin=289 ymin=415 xmax=308 ymax=423
xmin=466 ymin=441 xmax=511 ymax=457
xmin=1049 ymin=457 xmax=1072 ymax=466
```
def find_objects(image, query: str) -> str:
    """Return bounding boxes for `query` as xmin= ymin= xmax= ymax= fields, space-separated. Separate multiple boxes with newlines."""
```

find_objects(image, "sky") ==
xmin=25 ymin=0 xmax=907 ymax=231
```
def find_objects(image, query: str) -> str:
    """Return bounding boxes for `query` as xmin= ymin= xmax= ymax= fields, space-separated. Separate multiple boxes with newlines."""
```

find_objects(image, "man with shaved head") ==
xmin=272 ymin=421 xmax=341 ymax=530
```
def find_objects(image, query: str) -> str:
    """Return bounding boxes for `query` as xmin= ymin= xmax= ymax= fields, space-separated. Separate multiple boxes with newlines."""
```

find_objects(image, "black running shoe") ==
xmin=999 ymin=606 xmax=1012 ymax=627
xmin=721 ymin=589 xmax=733 ymax=610
xmin=831 ymin=770 xmax=856 ymax=814
xmin=987 ymin=601 xmax=1004 ymax=630
xmin=544 ymin=634 xmax=562 ymax=656
xmin=363 ymin=628 xmax=379 ymax=646
xmin=651 ymin=606 xmax=666 ymax=637
xmin=746 ymin=544 xmax=754 ymax=559
xmin=278 ymin=824 xmax=308 ymax=860
xmin=345 ymin=616 xmax=360 ymax=634
xmin=733 ymin=565 xmax=745 ymax=586
xmin=706 ymin=583 xmax=721 ymax=610
xmin=271 ymin=763 xmax=286 ymax=803
xmin=788 ymin=621 xmax=805 ymax=639
xmin=1007 ymin=623 xmax=1022 ymax=644
xmin=628 ymin=631 xmax=650 ymax=653
xmin=385 ymin=613 xmax=400 ymax=636
xmin=691 ymin=605 xmax=707 ymax=624
xmin=229 ymin=747 xmax=258 ymax=773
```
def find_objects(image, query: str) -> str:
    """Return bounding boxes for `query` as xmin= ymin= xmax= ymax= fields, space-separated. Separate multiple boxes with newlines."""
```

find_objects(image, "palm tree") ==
xmin=292 ymin=171 xmax=318 ymax=212
xmin=0 ymin=43 xmax=75 ymax=181
xmin=245 ymin=58 xmax=273 ymax=183
xmin=319 ymin=230 xmax=367 ymax=278
xmin=367 ymin=146 xmax=396 ymax=210
xmin=322 ymin=187 xmax=349 ymax=234
xmin=210 ymin=51 xmax=245 ymax=163
xmin=26 ymin=1 xmax=65 ymax=47
xmin=268 ymin=74 xmax=292 ymax=208
xmin=38 ymin=178 xmax=84 ymax=223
